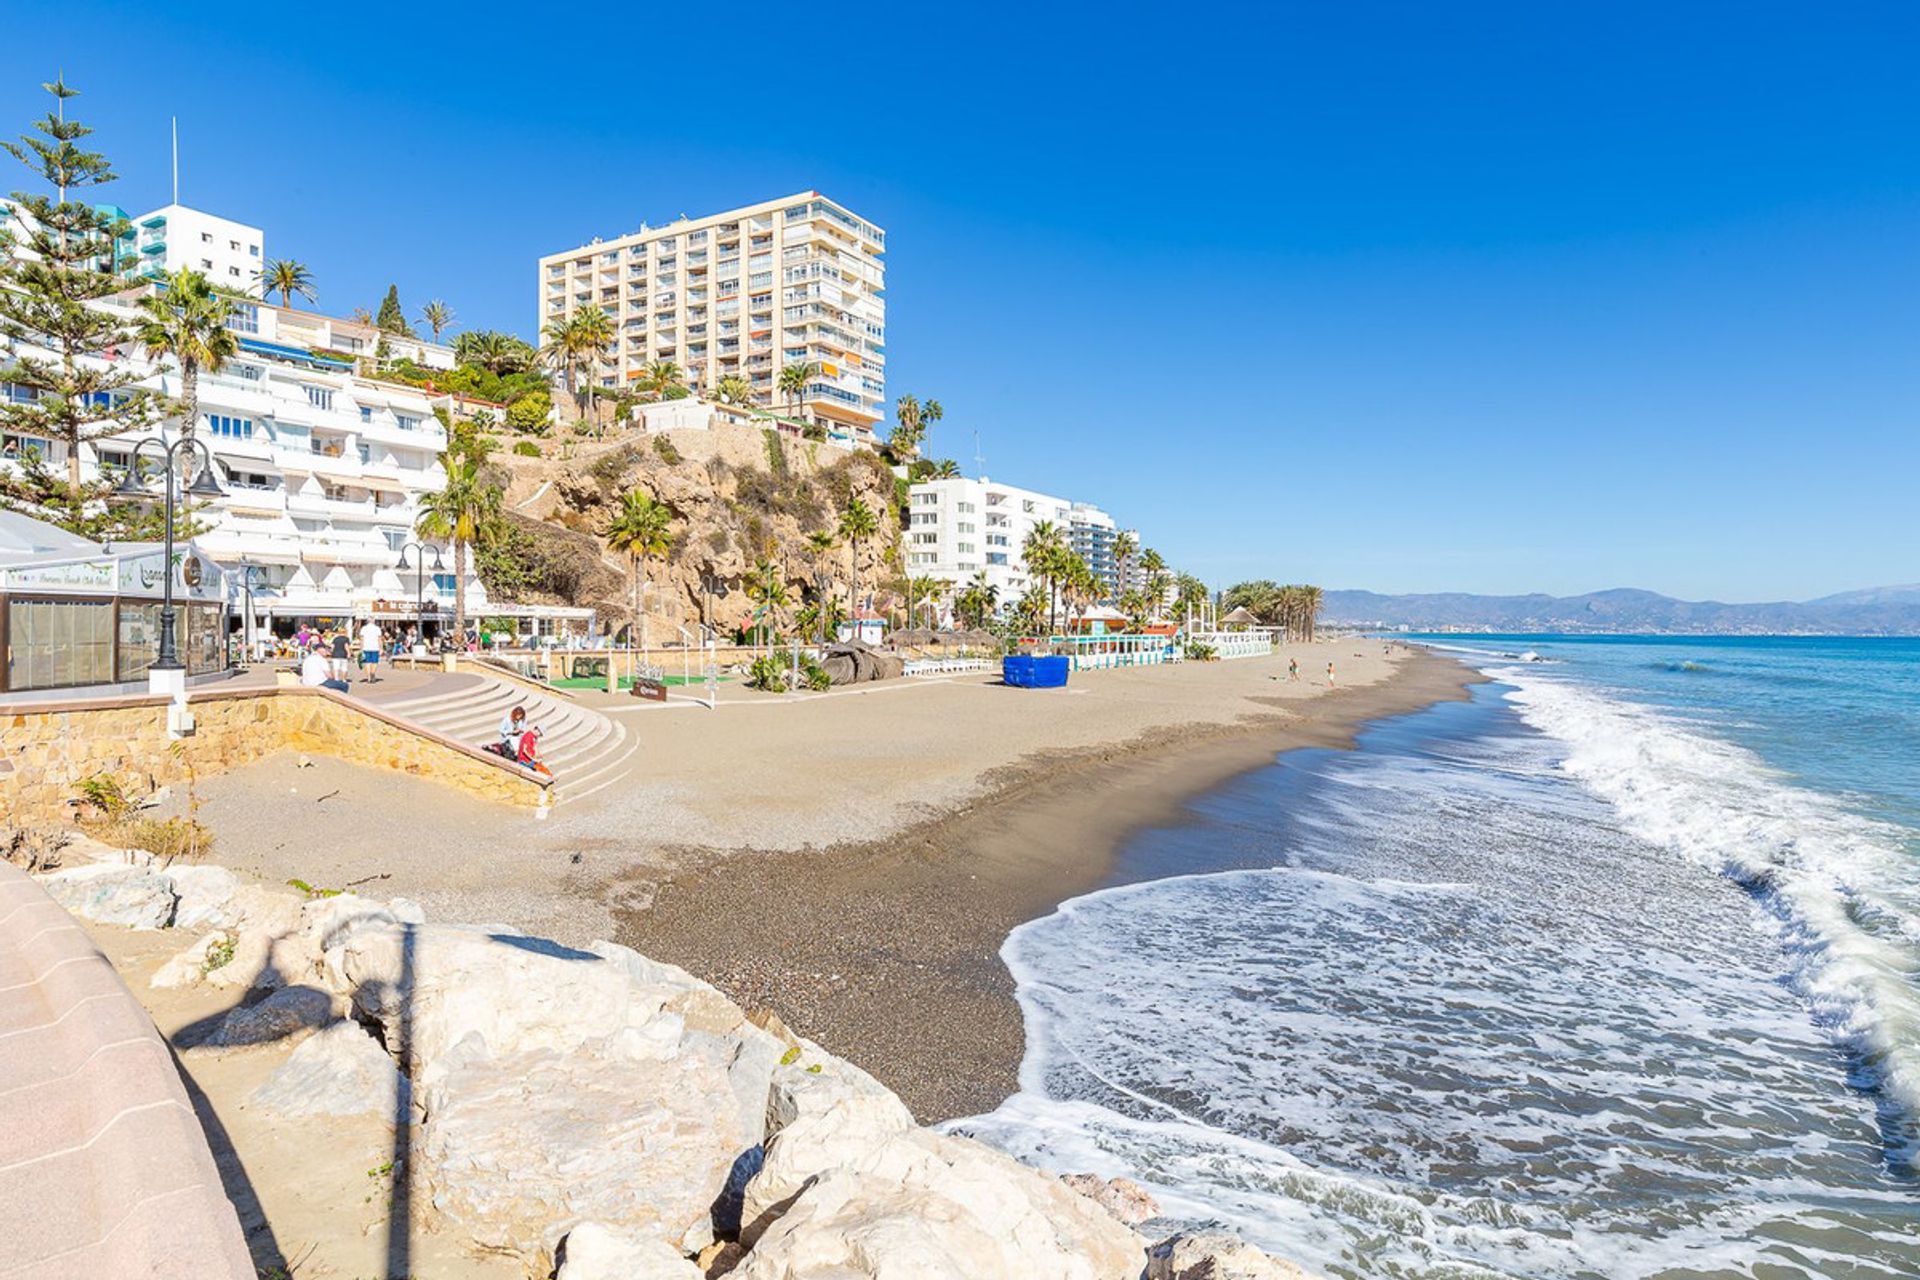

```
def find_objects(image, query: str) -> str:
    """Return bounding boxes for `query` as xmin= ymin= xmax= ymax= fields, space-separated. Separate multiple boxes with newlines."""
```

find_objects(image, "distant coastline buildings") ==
xmin=906 ymin=475 xmax=1143 ymax=606
xmin=538 ymin=193 xmax=887 ymax=446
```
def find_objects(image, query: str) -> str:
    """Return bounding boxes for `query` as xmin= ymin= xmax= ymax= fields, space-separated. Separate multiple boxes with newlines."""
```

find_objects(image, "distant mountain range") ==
xmin=1322 ymin=585 xmax=1920 ymax=636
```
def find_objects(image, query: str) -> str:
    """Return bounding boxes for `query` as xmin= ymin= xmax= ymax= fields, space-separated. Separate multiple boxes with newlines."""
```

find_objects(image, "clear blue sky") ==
xmin=5 ymin=2 xmax=1915 ymax=601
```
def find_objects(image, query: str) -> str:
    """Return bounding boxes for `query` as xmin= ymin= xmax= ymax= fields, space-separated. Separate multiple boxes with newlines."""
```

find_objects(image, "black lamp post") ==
xmin=237 ymin=561 xmax=268 ymax=659
xmin=394 ymin=540 xmax=445 ymax=640
xmin=114 ymin=435 xmax=225 ymax=671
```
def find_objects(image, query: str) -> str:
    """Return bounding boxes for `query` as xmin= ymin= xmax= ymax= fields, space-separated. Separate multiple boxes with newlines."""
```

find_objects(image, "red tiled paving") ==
xmin=0 ymin=861 xmax=253 ymax=1280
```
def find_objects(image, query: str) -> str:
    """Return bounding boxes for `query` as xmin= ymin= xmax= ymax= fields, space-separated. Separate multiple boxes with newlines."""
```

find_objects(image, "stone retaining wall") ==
xmin=0 ymin=860 xmax=256 ymax=1279
xmin=0 ymin=687 xmax=551 ymax=824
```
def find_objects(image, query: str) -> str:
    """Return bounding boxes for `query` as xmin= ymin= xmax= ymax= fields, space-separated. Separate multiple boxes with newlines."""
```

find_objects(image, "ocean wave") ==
xmin=1491 ymin=662 xmax=1920 ymax=1169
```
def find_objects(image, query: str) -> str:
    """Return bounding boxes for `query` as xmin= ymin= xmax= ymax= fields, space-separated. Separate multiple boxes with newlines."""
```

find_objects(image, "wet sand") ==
xmin=613 ymin=648 xmax=1479 ymax=1121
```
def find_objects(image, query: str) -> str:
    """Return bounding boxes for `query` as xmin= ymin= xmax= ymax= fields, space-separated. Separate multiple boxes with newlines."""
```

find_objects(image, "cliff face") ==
xmin=486 ymin=426 xmax=903 ymax=640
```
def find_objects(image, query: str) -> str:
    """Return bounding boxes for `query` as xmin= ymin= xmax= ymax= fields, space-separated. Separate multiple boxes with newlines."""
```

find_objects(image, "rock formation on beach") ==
xmin=484 ymin=426 xmax=902 ymax=641
xmin=23 ymin=832 xmax=1323 ymax=1280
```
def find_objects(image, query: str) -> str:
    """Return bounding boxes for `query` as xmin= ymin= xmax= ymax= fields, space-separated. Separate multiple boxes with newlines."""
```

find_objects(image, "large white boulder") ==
xmin=742 ymin=1042 xmax=916 ymax=1239
xmin=335 ymin=924 xmax=643 ymax=1081
xmin=736 ymin=1129 xmax=1144 ymax=1280
xmin=167 ymin=864 xmax=243 ymax=929
xmin=251 ymin=1019 xmax=409 ymax=1121
xmin=1145 ymin=1231 xmax=1320 ymax=1280
xmin=418 ymin=1040 xmax=753 ymax=1263
xmin=557 ymin=1222 xmax=701 ymax=1280
xmin=36 ymin=862 xmax=176 ymax=928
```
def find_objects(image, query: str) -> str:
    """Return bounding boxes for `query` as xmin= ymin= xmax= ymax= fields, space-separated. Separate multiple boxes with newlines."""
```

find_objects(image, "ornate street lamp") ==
xmin=113 ymin=435 xmax=224 ymax=672
xmin=394 ymin=540 xmax=445 ymax=642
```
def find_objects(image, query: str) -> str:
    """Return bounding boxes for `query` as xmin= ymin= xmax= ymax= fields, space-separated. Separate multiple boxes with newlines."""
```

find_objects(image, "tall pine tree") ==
xmin=374 ymin=283 xmax=413 ymax=337
xmin=0 ymin=76 xmax=162 ymax=529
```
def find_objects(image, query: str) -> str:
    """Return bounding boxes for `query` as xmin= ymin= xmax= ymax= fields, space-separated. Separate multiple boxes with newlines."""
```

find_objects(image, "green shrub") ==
xmin=511 ymin=440 xmax=541 ymax=457
xmin=1184 ymin=640 xmax=1218 ymax=662
xmin=748 ymin=655 xmax=789 ymax=693
xmin=652 ymin=434 xmax=683 ymax=465
xmin=76 ymin=772 xmax=133 ymax=820
xmin=200 ymin=935 xmax=236 ymax=974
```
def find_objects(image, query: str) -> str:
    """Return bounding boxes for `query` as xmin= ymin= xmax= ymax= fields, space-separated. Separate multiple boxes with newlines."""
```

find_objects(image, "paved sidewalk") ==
xmin=0 ymin=861 xmax=253 ymax=1280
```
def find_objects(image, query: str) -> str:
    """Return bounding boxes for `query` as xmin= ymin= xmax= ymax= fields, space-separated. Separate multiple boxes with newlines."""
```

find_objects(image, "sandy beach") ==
xmin=166 ymin=641 xmax=1476 ymax=1120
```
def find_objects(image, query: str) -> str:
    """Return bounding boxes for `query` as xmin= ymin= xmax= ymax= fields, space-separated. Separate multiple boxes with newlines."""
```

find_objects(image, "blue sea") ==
xmin=960 ymin=636 xmax=1920 ymax=1279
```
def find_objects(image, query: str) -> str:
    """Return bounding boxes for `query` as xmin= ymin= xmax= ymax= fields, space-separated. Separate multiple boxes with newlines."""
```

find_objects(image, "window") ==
xmin=206 ymin=414 xmax=254 ymax=439
xmin=305 ymin=386 xmax=333 ymax=410
xmin=6 ymin=598 xmax=114 ymax=690
xmin=200 ymin=231 xmax=212 ymax=243
xmin=229 ymin=239 xmax=239 ymax=251
xmin=236 ymin=363 xmax=262 ymax=381
xmin=228 ymin=266 xmax=241 ymax=278
xmin=200 ymin=258 xmax=212 ymax=270
xmin=227 ymin=303 xmax=259 ymax=335
xmin=248 ymin=244 xmax=259 ymax=257
xmin=360 ymin=406 xmax=373 ymax=423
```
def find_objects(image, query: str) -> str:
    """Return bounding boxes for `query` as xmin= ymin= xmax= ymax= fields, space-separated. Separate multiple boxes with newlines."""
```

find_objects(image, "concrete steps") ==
xmin=379 ymin=676 xmax=630 ymax=807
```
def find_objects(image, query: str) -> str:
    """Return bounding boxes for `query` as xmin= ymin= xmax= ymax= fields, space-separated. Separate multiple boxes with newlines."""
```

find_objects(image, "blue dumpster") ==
xmin=1002 ymin=654 xmax=1070 ymax=688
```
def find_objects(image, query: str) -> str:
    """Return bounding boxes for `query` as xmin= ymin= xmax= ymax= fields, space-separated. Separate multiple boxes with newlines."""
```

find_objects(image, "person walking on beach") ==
xmin=359 ymin=617 xmax=384 ymax=684
xmin=328 ymin=629 xmax=351 ymax=682
xmin=1326 ymin=660 xmax=1336 ymax=685
xmin=1289 ymin=658 xmax=1299 ymax=682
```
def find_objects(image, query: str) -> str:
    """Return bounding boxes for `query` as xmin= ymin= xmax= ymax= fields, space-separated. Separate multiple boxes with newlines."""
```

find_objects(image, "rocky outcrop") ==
xmin=819 ymin=641 xmax=907 ymax=686
xmin=489 ymin=427 xmax=902 ymax=640
xmin=1147 ymin=1231 xmax=1319 ymax=1280
xmin=251 ymin=1019 xmax=408 ymax=1121
xmin=36 ymin=862 xmax=178 ymax=928
xmin=46 ymin=844 xmax=1321 ymax=1280
xmin=1062 ymin=1174 xmax=1162 ymax=1227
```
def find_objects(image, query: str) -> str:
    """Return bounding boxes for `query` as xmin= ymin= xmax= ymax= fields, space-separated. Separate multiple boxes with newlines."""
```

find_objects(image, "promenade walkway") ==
xmin=0 ymin=861 xmax=253 ymax=1280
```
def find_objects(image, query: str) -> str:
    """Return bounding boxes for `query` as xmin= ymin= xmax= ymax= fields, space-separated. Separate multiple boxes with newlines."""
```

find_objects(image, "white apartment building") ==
xmin=538 ymin=193 xmax=886 ymax=447
xmin=0 ymin=286 xmax=495 ymax=636
xmin=907 ymin=476 xmax=1144 ymax=611
xmin=99 ymin=203 xmax=266 ymax=296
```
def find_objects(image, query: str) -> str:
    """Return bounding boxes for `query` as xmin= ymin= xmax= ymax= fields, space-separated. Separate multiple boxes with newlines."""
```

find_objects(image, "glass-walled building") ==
xmin=0 ymin=511 xmax=228 ymax=697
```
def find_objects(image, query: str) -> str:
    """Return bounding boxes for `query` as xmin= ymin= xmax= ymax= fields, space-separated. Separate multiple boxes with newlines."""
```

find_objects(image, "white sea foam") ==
xmin=1494 ymin=661 xmax=1920 ymax=1166
xmin=959 ymin=668 xmax=1920 ymax=1279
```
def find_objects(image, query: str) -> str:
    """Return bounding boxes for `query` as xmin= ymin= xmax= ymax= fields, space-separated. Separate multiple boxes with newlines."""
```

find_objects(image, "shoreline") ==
xmin=613 ymin=647 xmax=1482 ymax=1121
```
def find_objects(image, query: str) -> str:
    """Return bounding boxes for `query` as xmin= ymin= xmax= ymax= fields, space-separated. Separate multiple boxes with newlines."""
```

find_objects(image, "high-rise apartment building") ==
xmin=97 ymin=204 xmax=266 ymax=296
xmin=538 ymin=193 xmax=886 ymax=446
xmin=906 ymin=476 xmax=1140 ymax=609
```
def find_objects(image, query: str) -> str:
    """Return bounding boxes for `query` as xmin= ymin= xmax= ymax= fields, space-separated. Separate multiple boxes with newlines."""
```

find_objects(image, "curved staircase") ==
xmin=378 ymin=674 xmax=630 ymax=808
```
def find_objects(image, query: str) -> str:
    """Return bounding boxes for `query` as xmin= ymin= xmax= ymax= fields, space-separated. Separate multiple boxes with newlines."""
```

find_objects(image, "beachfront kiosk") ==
xmin=0 ymin=510 xmax=228 ymax=698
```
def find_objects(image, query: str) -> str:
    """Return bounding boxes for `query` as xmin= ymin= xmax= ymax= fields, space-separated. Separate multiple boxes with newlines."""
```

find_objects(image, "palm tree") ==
xmin=838 ymin=497 xmax=879 ymax=629
xmin=1111 ymin=531 xmax=1138 ymax=602
xmin=640 ymin=359 xmax=684 ymax=401
xmin=420 ymin=299 xmax=455 ymax=340
xmin=930 ymin=458 xmax=961 ymax=479
xmin=712 ymin=374 xmax=753 ymax=406
xmin=454 ymin=330 xmax=535 ymax=375
xmin=1022 ymin=520 xmax=1069 ymax=634
xmin=905 ymin=574 xmax=944 ymax=629
xmin=1139 ymin=548 xmax=1168 ymax=618
xmin=137 ymin=269 xmax=236 ymax=449
xmin=778 ymin=361 xmax=818 ymax=419
xmin=538 ymin=314 xmax=583 ymax=423
xmin=604 ymin=490 xmax=675 ymax=655
xmin=888 ymin=394 xmax=943 ymax=461
xmin=568 ymin=307 xmax=615 ymax=428
xmin=955 ymin=570 xmax=999 ymax=629
xmin=255 ymin=258 xmax=316 ymax=309
xmin=805 ymin=528 xmax=838 ymax=644
xmin=745 ymin=558 xmax=790 ymax=653
xmin=415 ymin=455 xmax=504 ymax=645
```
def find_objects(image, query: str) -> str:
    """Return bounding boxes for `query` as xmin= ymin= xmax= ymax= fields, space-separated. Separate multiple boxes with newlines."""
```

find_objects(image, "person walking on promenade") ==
xmin=359 ymin=617 xmax=384 ymax=684
xmin=328 ymin=629 xmax=351 ymax=682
